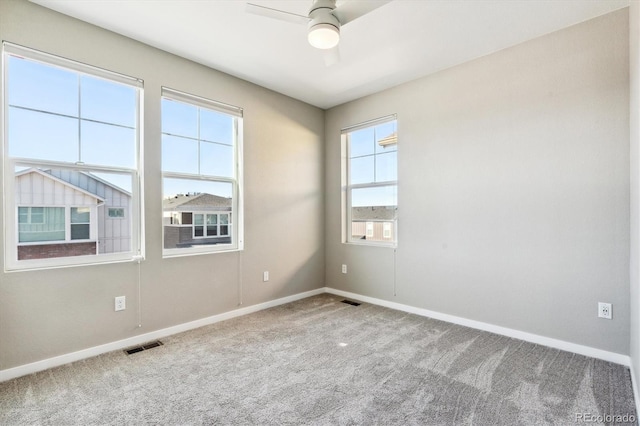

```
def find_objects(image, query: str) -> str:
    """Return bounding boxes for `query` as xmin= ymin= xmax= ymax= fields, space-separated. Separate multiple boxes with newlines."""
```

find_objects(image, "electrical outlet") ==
xmin=341 ymin=264 xmax=347 ymax=274
xmin=598 ymin=302 xmax=612 ymax=319
xmin=115 ymin=296 xmax=126 ymax=312
xmin=263 ymin=271 xmax=269 ymax=282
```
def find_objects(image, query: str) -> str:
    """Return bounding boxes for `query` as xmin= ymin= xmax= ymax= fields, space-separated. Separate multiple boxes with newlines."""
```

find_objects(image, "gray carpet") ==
xmin=0 ymin=293 xmax=637 ymax=425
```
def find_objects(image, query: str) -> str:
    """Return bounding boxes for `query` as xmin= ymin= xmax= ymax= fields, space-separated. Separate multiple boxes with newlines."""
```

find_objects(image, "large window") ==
xmin=161 ymin=88 xmax=243 ymax=256
xmin=343 ymin=116 xmax=397 ymax=246
xmin=3 ymin=43 xmax=143 ymax=270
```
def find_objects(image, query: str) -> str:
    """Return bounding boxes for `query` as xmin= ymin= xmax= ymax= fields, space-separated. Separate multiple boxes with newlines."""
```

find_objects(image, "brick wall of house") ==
xmin=18 ymin=242 xmax=97 ymax=260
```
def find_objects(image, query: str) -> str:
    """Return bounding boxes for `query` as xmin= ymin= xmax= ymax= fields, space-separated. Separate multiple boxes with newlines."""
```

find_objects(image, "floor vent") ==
xmin=124 ymin=340 xmax=163 ymax=355
xmin=341 ymin=300 xmax=361 ymax=306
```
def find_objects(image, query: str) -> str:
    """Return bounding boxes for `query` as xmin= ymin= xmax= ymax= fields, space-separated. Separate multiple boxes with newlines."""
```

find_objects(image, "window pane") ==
xmin=200 ymin=142 xmax=233 ymax=178
xmin=163 ymin=178 xmax=233 ymax=249
xmin=108 ymin=208 xmax=124 ymax=218
xmin=81 ymin=121 xmax=136 ymax=168
xmin=8 ymin=107 xmax=78 ymax=162
xmin=162 ymin=135 xmax=198 ymax=174
xmin=31 ymin=207 xmax=44 ymax=224
xmin=201 ymin=109 xmax=233 ymax=145
xmin=220 ymin=225 xmax=229 ymax=236
xmin=375 ymin=121 xmax=397 ymax=154
xmin=18 ymin=207 xmax=65 ymax=243
xmin=375 ymin=151 xmax=397 ymax=182
xmin=220 ymin=214 xmax=229 ymax=225
xmin=350 ymin=128 xmax=375 ymax=157
xmin=71 ymin=207 xmax=90 ymax=223
xmin=7 ymin=56 xmax=78 ymax=116
xmin=351 ymin=185 xmax=397 ymax=208
xmin=81 ymin=76 xmax=136 ymax=127
xmin=350 ymin=156 xmax=374 ymax=185
xmin=162 ymin=98 xmax=197 ymax=138
xmin=71 ymin=224 xmax=90 ymax=240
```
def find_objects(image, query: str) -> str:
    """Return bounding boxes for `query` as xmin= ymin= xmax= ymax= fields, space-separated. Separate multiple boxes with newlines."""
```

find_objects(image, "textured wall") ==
xmin=0 ymin=0 xmax=325 ymax=370
xmin=325 ymin=10 xmax=630 ymax=354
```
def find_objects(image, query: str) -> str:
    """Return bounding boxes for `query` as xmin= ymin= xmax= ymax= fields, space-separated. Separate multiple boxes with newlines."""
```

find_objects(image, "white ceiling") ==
xmin=32 ymin=0 xmax=629 ymax=110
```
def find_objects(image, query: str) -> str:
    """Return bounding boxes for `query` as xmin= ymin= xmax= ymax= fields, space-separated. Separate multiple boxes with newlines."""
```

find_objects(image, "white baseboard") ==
xmin=0 ymin=288 xmax=325 ymax=383
xmin=325 ymin=287 xmax=631 ymax=366
xmin=0 ymin=286 xmax=632 ymax=383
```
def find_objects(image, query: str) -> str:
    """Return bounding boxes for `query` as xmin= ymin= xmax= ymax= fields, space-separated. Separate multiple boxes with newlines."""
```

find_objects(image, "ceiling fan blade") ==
xmin=323 ymin=46 xmax=341 ymax=67
xmin=246 ymin=3 xmax=309 ymax=25
xmin=333 ymin=0 xmax=393 ymax=26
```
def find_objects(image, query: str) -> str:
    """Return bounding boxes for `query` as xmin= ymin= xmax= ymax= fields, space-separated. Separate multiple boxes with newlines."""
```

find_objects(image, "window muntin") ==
xmin=343 ymin=117 xmax=397 ymax=246
xmin=3 ymin=43 xmax=143 ymax=270
xmin=161 ymin=88 xmax=242 ymax=256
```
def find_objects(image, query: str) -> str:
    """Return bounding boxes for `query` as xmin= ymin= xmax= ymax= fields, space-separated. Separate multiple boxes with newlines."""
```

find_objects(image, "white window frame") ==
xmin=342 ymin=115 xmax=398 ymax=247
xmin=3 ymin=42 xmax=145 ymax=271
xmin=161 ymin=87 xmax=243 ymax=257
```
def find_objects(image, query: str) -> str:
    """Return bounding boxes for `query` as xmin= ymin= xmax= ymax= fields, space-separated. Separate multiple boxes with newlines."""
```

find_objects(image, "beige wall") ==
xmin=326 ymin=9 xmax=630 ymax=354
xmin=0 ymin=0 xmax=325 ymax=370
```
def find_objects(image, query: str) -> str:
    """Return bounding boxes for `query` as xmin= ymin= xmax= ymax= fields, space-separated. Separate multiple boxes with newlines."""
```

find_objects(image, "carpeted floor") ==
xmin=0 ymin=293 xmax=637 ymax=425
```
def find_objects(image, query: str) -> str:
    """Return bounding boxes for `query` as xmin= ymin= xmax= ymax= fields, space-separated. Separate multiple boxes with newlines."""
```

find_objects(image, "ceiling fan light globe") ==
xmin=308 ymin=24 xmax=340 ymax=49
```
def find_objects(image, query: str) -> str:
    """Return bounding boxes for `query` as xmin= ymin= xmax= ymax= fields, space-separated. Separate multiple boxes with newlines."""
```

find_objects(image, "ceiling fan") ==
xmin=246 ymin=0 xmax=392 ymax=65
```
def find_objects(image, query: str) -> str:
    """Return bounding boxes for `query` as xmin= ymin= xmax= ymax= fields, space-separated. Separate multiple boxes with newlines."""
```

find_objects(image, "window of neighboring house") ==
xmin=108 ymin=208 xmax=125 ymax=218
xmin=342 ymin=116 xmax=398 ymax=246
xmin=3 ymin=42 xmax=143 ymax=270
xmin=191 ymin=212 xmax=231 ymax=239
xmin=366 ymin=222 xmax=374 ymax=238
xmin=383 ymin=222 xmax=392 ymax=239
xmin=161 ymin=87 xmax=243 ymax=255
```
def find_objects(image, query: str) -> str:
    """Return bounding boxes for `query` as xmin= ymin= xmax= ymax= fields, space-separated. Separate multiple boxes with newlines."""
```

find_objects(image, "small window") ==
xmin=383 ymin=222 xmax=392 ymax=239
xmin=343 ymin=116 xmax=397 ymax=246
xmin=108 ymin=208 xmax=125 ymax=218
xmin=366 ymin=222 xmax=374 ymax=238
xmin=70 ymin=207 xmax=91 ymax=240
xmin=161 ymin=87 xmax=243 ymax=255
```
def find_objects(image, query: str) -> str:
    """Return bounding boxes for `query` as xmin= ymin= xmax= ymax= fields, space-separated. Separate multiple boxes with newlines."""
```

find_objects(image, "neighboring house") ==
xmin=351 ymin=206 xmax=397 ymax=242
xmin=15 ymin=168 xmax=131 ymax=260
xmin=163 ymin=193 xmax=232 ymax=249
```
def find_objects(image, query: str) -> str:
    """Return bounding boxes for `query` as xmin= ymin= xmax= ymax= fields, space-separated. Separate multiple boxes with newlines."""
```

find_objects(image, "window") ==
xmin=108 ymin=208 xmax=125 ymax=218
xmin=161 ymin=87 xmax=243 ymax=256
xmin=3 ymin=43 xmax=143 ymax=270
xmin=343 ymin=116 xmax=397 ymax=246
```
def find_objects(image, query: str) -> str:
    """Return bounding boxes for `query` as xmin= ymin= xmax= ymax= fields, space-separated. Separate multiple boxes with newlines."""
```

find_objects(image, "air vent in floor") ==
xmin=341 ymin=300 xmax=361 ymax=306
xmin=124 ymin=340 xmax=163 ymax=355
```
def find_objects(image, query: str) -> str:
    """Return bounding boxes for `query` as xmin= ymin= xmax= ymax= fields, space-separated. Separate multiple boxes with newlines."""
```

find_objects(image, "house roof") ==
xmin=163 ymin=193 xmax=232 ymax=211
xmin=352 ymin=206 xmax=397 ymax=221
xmin=16 ymin=168 xmax=106 ymax=202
